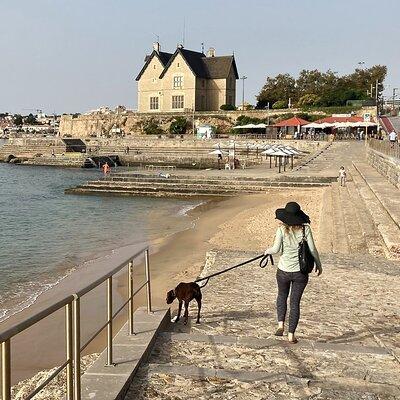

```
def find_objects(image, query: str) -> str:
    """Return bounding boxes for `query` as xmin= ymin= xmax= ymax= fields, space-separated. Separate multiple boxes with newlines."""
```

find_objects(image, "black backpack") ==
xmin=298 ymin=225 xmax=315 ymax=275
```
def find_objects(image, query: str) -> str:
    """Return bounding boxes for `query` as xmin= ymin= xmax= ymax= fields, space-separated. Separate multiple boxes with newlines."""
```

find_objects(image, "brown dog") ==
xmin=166 ymin=282 xmax=202 ymax=325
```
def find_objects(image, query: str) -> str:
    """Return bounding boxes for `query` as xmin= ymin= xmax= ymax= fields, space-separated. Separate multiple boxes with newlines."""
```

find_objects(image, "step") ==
xmin=338 ymin=184 xmax=368 ymax=253
xmin=331 ymin=184 xmax=350 ymax=254
xmin=353 ymin=162 xmax=400 ymax=228
xmin=65 ymin=187 xmax=233 ymax=198
xmin=346 ymin=176 xmax=385 ymax=257
xmin=351 ymin=165 xmax=400 ymax=259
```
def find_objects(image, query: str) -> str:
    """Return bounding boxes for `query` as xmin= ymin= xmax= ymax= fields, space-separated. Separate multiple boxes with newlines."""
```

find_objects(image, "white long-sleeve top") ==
xmin=265 ymin=224 xmax=322 ymax=272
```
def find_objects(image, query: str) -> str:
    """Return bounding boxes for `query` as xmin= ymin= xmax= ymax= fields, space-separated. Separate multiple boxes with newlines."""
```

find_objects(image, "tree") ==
xmin=297 ymin=94 xmax=321 ymax=108
xmin=13 ymin=114 xmax=23 ymax=126
xmin=143 ymin=119 xmax=163 ymax=135
xmin=25 ymin=113 xmax=37 ymax=125
xmin=256 ymin=73 xmax=296 ymax=109
xmin=169 ymin=117 xmax=187 ymax=135
xmin=272 ymin=100 xmax=287 ymax=109
xmin=256 ymin=65 xmax=387 ymax=109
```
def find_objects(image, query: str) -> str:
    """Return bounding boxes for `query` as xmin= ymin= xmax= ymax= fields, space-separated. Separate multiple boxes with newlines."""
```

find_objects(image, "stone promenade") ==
xmin=125 ymin=250 xmax=400 ymax=399
xmin=123 ymin=142 xmax=400 ymax=400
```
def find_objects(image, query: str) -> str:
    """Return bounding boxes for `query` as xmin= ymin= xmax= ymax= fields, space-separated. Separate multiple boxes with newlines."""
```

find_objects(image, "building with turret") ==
xmin=135 ymin=43 xmax=238 ymax=113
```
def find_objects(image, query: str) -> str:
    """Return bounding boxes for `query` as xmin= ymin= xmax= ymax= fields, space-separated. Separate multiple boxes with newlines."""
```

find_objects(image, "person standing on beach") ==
xmin=264 ymin=202 xmax=322 ymax=343
xmin=102 ymin=162 xmax=110 ymax=175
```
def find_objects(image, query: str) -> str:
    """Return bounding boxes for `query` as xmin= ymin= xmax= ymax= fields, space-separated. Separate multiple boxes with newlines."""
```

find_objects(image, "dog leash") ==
xmin=195 ymin=254 xmax=274 ymax=288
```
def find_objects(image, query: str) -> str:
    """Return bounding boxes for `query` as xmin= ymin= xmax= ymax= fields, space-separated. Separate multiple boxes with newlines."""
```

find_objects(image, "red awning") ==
xmin=274 ymin=116 xmax=310 ymax=127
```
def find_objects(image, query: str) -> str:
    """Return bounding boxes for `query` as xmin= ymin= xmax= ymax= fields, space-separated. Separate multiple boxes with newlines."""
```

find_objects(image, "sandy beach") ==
xmin=7 ymin=187 xmax=326 ymax=397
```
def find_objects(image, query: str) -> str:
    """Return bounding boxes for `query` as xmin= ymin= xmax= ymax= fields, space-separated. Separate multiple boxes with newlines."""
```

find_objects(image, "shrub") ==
xmin=220 ymin=104 xmax=236 ymax=111
xmin=143 ymin=119 xmax=163 ymax=135
xmin=272 ymin=100 xmax=287 ymax=109
xmin=169 ymin=117 xmax=187 ymax=135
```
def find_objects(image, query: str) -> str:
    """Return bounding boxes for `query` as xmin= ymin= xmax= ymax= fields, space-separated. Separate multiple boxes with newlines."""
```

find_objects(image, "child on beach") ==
xmin=338 ymin=166 xmax=346 ymax=187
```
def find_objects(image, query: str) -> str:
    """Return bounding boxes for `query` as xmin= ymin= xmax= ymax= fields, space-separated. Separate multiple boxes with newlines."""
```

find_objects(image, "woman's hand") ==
xmin=315 ymin=265 xmax=323 ymax=276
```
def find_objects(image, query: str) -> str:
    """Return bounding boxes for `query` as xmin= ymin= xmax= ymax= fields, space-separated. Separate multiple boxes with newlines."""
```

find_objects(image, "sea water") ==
xmin=0 ymin=160 xmax=199 ymax=321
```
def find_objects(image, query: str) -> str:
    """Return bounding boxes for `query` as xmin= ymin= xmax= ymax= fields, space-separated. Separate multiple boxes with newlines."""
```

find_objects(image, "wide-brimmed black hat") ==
xmin=275 ymin=202 xmax=310 ymax=226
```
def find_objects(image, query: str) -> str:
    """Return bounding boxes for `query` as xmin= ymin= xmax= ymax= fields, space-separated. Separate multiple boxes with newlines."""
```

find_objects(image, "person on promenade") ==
xmin=338 ymin=166 xmax=347 ymax=187
xmin=264 ymin=202 xmax=322 ymax=344
xmin=389 ymin=130 xmax=397 ymax=147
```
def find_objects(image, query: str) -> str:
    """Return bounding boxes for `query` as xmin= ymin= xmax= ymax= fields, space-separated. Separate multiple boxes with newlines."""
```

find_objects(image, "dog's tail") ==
xmin=197 ymin=278 xmax=210 ymax=289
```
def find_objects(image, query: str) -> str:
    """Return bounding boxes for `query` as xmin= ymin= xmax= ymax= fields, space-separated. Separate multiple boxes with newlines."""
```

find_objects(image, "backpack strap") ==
xmin=302 ymin=225 xmax=306 ymax=240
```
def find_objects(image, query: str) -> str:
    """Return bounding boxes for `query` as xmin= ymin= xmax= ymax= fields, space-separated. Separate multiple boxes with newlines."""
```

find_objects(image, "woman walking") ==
xmin=264 ymin=202 xmax=322 ymax=343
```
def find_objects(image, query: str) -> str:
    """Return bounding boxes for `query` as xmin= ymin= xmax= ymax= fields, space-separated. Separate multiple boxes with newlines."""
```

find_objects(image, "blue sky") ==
xmin=1 ymin=0 xmax=399 ymax=114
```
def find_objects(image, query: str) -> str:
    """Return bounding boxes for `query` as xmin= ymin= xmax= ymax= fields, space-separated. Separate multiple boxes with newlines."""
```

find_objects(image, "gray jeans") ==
xmin=276 ymin=269 xmax=308 ymax=333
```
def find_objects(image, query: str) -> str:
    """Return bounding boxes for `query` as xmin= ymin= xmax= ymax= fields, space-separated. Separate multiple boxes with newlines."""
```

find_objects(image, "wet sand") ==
xmin=3 ymin=188 xmax=325 ymax=386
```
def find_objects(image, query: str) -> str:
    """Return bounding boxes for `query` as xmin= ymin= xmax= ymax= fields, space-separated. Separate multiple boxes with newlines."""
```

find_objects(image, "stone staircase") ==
xmin=330 ymin=163 xmax=400 ymax=259
xmin=124 ymin=250 xmax=400 ymax=399
xmin=0 ymin=143 xmax=66 ymax=159
xmin=65 ymin=173 xmax=334 ymax=198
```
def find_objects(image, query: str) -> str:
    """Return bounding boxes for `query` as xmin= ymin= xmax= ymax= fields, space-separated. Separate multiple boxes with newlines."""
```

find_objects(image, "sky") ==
xmin=1 ymin=0 xmax=399 ymax=115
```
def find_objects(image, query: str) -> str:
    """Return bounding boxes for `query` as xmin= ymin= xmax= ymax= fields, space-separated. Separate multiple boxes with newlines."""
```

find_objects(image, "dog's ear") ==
xmin=166 ymin=289 xmax=176 ymax=304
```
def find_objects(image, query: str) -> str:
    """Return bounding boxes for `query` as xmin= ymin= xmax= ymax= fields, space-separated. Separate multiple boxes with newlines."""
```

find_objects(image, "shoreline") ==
xmin=1 ymin=196 xmax=220 ymax=384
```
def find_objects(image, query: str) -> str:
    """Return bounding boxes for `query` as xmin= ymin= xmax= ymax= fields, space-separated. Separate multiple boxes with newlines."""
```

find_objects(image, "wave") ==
xmin=177 ymin=201 xmax=205 ymax=216
xmin=0 ymin=267 xmax=76 ymax=323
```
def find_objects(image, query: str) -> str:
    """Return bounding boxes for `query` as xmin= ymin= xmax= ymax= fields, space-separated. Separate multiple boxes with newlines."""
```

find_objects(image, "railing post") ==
xmin=65 ymin=303 xmax=73 ymax=400
xmin=73 ymin=297 xmax=81 ymax=400
xmin=1 ymin=340 xmax=11 ymax=400
xmin=106 ymin=277 xmax=114 ymax=366
xmin=128 ymin=261 xmax=134 ymax=335
xmin=145 ymin=249 xmax=152 ymax=313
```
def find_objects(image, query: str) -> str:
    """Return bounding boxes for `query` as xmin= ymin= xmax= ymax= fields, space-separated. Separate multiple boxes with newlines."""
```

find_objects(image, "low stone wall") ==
xmin=367 ymin=147 xmax=400 ymax=188
xmin=59 ymin=109 xmax=314 ymax=138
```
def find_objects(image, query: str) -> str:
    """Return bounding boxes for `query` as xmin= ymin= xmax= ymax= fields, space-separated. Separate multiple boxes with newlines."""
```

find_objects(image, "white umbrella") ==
xmin=350 ymin=121 xmax=376 ymax=127
xmin=303 ymin=122 xmax=321 ymax=129
xmin=209 ymin=149 xmax=228 ymax=156
xmin=232 ymin=124 xmax=258 ymax=129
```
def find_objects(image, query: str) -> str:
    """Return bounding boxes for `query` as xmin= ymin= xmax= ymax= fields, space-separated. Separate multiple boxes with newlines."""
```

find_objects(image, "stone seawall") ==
xmin=59 ymin=107 xmax=377 ymax=138
xmin=367 ymin=147 xmax=400 ymax=188
xmin=59 ymin=109 xmax=296 ymax=138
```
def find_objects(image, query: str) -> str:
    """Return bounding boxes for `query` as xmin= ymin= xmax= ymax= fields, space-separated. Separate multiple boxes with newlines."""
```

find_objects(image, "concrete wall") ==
xmin=367 ymin=148 xmax=400 ymax=188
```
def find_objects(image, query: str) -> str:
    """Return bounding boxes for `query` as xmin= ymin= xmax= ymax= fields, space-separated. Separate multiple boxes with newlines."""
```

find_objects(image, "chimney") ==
xmin=153 ymin=42 xmax=160 ymax=53
xmin=206 ymin=47 xmax=216 ymax=57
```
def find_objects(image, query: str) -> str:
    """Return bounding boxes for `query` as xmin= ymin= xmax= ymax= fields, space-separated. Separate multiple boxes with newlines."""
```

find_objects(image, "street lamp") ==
xmin=241 ymin=76 xmax=247 ymax=110
xmin=393 ymin=88 xmax=398 ymax=111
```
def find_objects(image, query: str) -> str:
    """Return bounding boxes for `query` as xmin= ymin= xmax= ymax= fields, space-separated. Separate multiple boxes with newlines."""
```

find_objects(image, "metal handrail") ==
xmin=369 ymin=138 xmax=400 ymax=160
xmin=0 ymin=246 xmax=152 ymax=400
xmin=0 ymin=295 xmax=74 ymax=342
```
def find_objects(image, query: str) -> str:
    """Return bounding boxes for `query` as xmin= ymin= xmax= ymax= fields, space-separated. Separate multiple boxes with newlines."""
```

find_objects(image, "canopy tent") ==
xmin=274 ymin=116 xmax=310 ymax=127
xmin=273 ymin=116 xmax=310 ymax=139
xmin=232 ymin=123 xmax=266 ymax=129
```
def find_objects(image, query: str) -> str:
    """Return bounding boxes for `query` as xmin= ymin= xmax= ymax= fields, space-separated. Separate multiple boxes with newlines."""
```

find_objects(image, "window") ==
xmin=177 ymin=62 xmax=180 ymax=67
xmin=172 ymin=95 xmax=184 ymax=109
xmin=173 ymin=76 xmax=183 ymax=88
xmin=150 ymin=97 xmax=159 ymax=110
